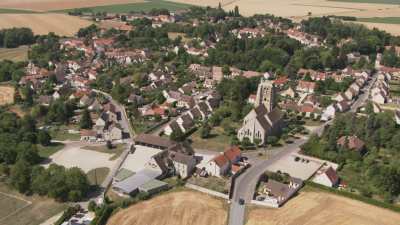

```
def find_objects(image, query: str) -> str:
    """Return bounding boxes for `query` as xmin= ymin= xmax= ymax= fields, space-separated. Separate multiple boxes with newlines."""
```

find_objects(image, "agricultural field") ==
xmin=0 ymin=0 xmax=144 ymax=12
xmin=0 ymin=13 xmax=92 ymax=36
xmin=58 ymin=0 xmax=193 ymax=14
xmin=0 ymin=85 xmax=15 ymax=106
xmin=246 ymin=188 xmax=400 ymax=225
xmin=0 ymin=46 xmax=28 ymax=62
xmin=0 ymin=183 xmax=66 ymax=225
xmin=329 ymin=0 xmax=400 ymax=4
xmin=107 ymin=190 xmax=228 ymax=225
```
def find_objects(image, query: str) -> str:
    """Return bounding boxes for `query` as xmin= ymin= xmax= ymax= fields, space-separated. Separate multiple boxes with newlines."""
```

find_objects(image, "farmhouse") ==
xmin=312 ymin=167 xmax=339 ymax=187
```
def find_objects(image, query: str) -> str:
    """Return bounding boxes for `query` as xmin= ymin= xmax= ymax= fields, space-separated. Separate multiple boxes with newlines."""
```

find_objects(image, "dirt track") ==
xmin=246 ymin=190 xmax=400 ymax=225
xmin=107 ymin=190 xmax=228 ymax=225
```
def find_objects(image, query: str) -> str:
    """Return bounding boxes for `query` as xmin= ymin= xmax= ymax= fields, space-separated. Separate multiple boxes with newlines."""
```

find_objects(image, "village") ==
xmin=1 ymin=4 xmax=400 ymax=225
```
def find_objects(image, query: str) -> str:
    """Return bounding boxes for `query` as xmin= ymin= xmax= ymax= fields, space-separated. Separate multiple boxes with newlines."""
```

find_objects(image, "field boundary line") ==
xmin=0 ymin=191 xmax=32 ymax=223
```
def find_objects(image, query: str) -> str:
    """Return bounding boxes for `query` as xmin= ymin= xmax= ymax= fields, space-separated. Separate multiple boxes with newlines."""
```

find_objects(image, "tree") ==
xmin=38 ymin=130 xmax=51 ymax=146
xmin=267 ymin=136 xmax=278 ymax=146
xmin=10 ymin=159 xmax=31 ymax=193
xmin=79 ymin=109 xmax=93 ymax=129
xmin=170 ymin=128 xmax=184 ymax=142
xmin=200 ymin=123 xmax=211 ymax=139
xmin=234 ymin=6 xmax=240 ymax=17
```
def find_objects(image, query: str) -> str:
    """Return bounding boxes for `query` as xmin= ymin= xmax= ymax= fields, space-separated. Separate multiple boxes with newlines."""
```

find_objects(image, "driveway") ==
xmin=45 ymin=141 xmax=117 ymax=173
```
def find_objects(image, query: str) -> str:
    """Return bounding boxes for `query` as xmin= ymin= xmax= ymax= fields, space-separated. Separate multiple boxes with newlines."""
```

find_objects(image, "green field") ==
xmin=0 ymin=8 xmax=38 ymax=14
xmin=58 ymin=0 xmax=193 ymax=14
xmin=357 ymin=17 xmax=400 ymax=24
xmin=0 ymin=183 xmax=66 ymax=225
xmin=329 ymin=0 xmax=400 ymax=4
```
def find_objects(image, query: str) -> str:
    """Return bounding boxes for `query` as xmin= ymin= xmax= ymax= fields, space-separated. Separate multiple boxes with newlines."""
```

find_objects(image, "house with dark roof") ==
xmin=237 ymin=105 xmax=284 ymax=145
xmin=169 ymin=151 xmax=196 ymax=178
xmin=134 ymin=134 xmax=176 ymax=150
xmin=312 ymin=167 xmax=339 ymax=187
xmin=257 ymin=177 xmax=303 ymax=207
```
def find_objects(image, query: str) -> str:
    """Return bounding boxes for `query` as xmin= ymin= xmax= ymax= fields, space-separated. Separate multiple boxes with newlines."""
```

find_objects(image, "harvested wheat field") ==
xmin=0 ymin=13 xmax=92 ymax=36
xmin=107 ymin=191 xmax=228 ymax=225
xmin=0 ymin=0 xmax=144 ymax=12
xmin=246 ymin=190 xmax=400 ymax=225
xmin=0 ymin=85 xmax=15 ymax=106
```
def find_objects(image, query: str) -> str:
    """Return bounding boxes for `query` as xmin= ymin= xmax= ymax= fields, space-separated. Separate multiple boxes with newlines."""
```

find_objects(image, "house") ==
xmin=334 ymin=93 xmax=348 ymax=103
xmin=296 ymin=80 xmax=316 ymax=93
xmin=223 ymin=146 xmax=241 ymax=164
xmin=79 ymin=95 xmax=94 ymax=107
xmin=372 ymin=92 xmax=386 ymax=105
xmin=212 ymin=66 xmax=223 ymax=82
xmin=395 ymin=110 xmax=400 ymax=125
xmin=205 ymin=154 xmax=230 ymax=177
xmin=313 ymin=167 xmax=339 ymax=187
xmin=127 ymin=94 xmax=144 ymax=105
xmin=80 ymin=130 xmax=98 ymax=142
xmin=176 ymin=114 xmax=194 ymax=133
xmin=38 ymin=95 xmax=52 ymax=106
xmin=337 ymin=136 xmax=366 ymax=154
xmin=237 ymin=105 xmax=284 ymax=145
xmin=169 ymin=151 xmax=196 ymax=179
xmin=134 ymin=134 xmax=176 ymax=150
xmin=257 ymin=177 xmax=303 ymax=207
xmin=321 ymin=104 xmax=336 ymax=121
xmin=248 ymin=94 xmax=257 ymax=104
xmin=280 ymin=87 xmax=295 ymax=98
xmin=107 ymin=125 xmax=123 ymax=140
xmin=336 ymin=100 xmax=350 ymax=112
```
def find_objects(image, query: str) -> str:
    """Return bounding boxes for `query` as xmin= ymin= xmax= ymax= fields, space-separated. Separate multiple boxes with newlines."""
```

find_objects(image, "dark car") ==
xmin=239 ymin=198 xmax=245 ymax=205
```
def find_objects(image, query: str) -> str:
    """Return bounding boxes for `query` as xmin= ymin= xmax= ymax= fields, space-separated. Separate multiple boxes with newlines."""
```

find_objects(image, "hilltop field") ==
xmin=169 ymin=0 xmax=400 ymax=35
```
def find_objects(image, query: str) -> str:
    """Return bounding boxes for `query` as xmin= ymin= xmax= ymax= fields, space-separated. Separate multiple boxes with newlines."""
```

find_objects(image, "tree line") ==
xmin=0 ymin=28 xmax=35 ymax=48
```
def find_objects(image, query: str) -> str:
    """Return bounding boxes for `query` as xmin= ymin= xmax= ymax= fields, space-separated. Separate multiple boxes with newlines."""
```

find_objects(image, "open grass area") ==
xmin=0 ymin=8 xmax=37 ymax=14
xmin=329 ymin=0 xmax=400 ymax=4
xmin=190 ymin=126 xmax=233 ymax=152
xmin=0 ymin=183 xmax=66 ymax=225
xmin=0 ymin=46 xmax=28 ymax=62
xmin=82 ymin=143 xmax=126 ymax=160
xmin=37 ymin=142 xmax=65 ymax=158
xmin=49 ymin=125 xmax=80 ymax=141
xmin=187 ymin=176 xmax=229 ymax=194
xmin=58 ymin=0 xmax=193 ymax=14
xmin=358 ymin=17 xmax=400 ymax=24
xmin=86 ymin=167 xmax=110 ymax=186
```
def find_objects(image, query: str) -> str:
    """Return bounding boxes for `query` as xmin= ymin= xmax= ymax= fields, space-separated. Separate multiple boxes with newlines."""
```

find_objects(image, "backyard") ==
xmin=190 ymin=126 xmax=233 ymax=152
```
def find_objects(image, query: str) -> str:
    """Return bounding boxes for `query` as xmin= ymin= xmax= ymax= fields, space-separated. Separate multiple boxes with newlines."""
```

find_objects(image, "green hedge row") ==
xmin=305 ymin=181 xmax=400 ymax=213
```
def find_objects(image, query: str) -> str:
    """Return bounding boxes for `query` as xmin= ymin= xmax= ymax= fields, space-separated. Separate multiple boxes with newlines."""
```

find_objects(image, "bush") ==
xmin=54 ymin=205 xmax=80 ymax=225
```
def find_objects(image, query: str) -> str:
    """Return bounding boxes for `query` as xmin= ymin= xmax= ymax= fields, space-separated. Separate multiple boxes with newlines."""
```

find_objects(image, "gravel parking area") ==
xmin=46 ymin=141 xmax=116 ymax=173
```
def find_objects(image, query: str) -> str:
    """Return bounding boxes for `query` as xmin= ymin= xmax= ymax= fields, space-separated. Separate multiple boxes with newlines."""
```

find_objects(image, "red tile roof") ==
xmin=224 ymin=146 xmax=241 ymax=162
xmin=324 ymin=167 xmax=339 ymax=185
xmin=213 ymin=154 xmax=229 ymax=167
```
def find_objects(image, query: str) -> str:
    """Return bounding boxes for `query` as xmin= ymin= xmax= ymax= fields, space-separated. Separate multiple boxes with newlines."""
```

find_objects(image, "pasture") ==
xmin=107 ymin=190 xmax=228 ymax=225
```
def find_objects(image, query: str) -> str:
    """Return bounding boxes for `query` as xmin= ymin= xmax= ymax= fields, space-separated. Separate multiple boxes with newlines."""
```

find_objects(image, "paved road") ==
xmin=228 ymin=121 xmax=329 ymax=225
xmin=350 ymin=73 xmax=377 ymax=112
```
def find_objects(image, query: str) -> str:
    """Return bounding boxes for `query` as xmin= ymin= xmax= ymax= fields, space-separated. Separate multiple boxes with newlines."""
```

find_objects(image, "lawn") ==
xmin=189 ymin=126 xmax=233 ymax=152
xmin=390 ymin=84 xmax=400 ymax=96
xmin=86 ymin=167 xmax=110 ymax=186
xmin=0 ymin=183 xmax=66 ymax=225
xmin=329 ymin=0 xmax=400 ymax=4
xmin=48 ymin=125 xmax=80 ymax=141
xmin=187 ymin=176 xmax=230 ymax=194
xmin=0 ymin=46 xmax=29 ymax=62
xmin=37 ymin=142 xmax=65 ymax=158
xmin=357 ymin=17 xmax=400 ymax=24
xmin=58 ymin=0 xmax=193 ymax=14
xmin=82 ymin=143 xmax=126 ymax=160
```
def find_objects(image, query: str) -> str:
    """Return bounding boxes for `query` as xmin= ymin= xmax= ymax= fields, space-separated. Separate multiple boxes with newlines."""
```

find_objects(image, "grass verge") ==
xmin=86 ymin=167 xmax=110 ymax=186
xmin=82 ymin=143 xmax=126 ymax=160
xmin=37 ymin=142 xmax=65 ymax=158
